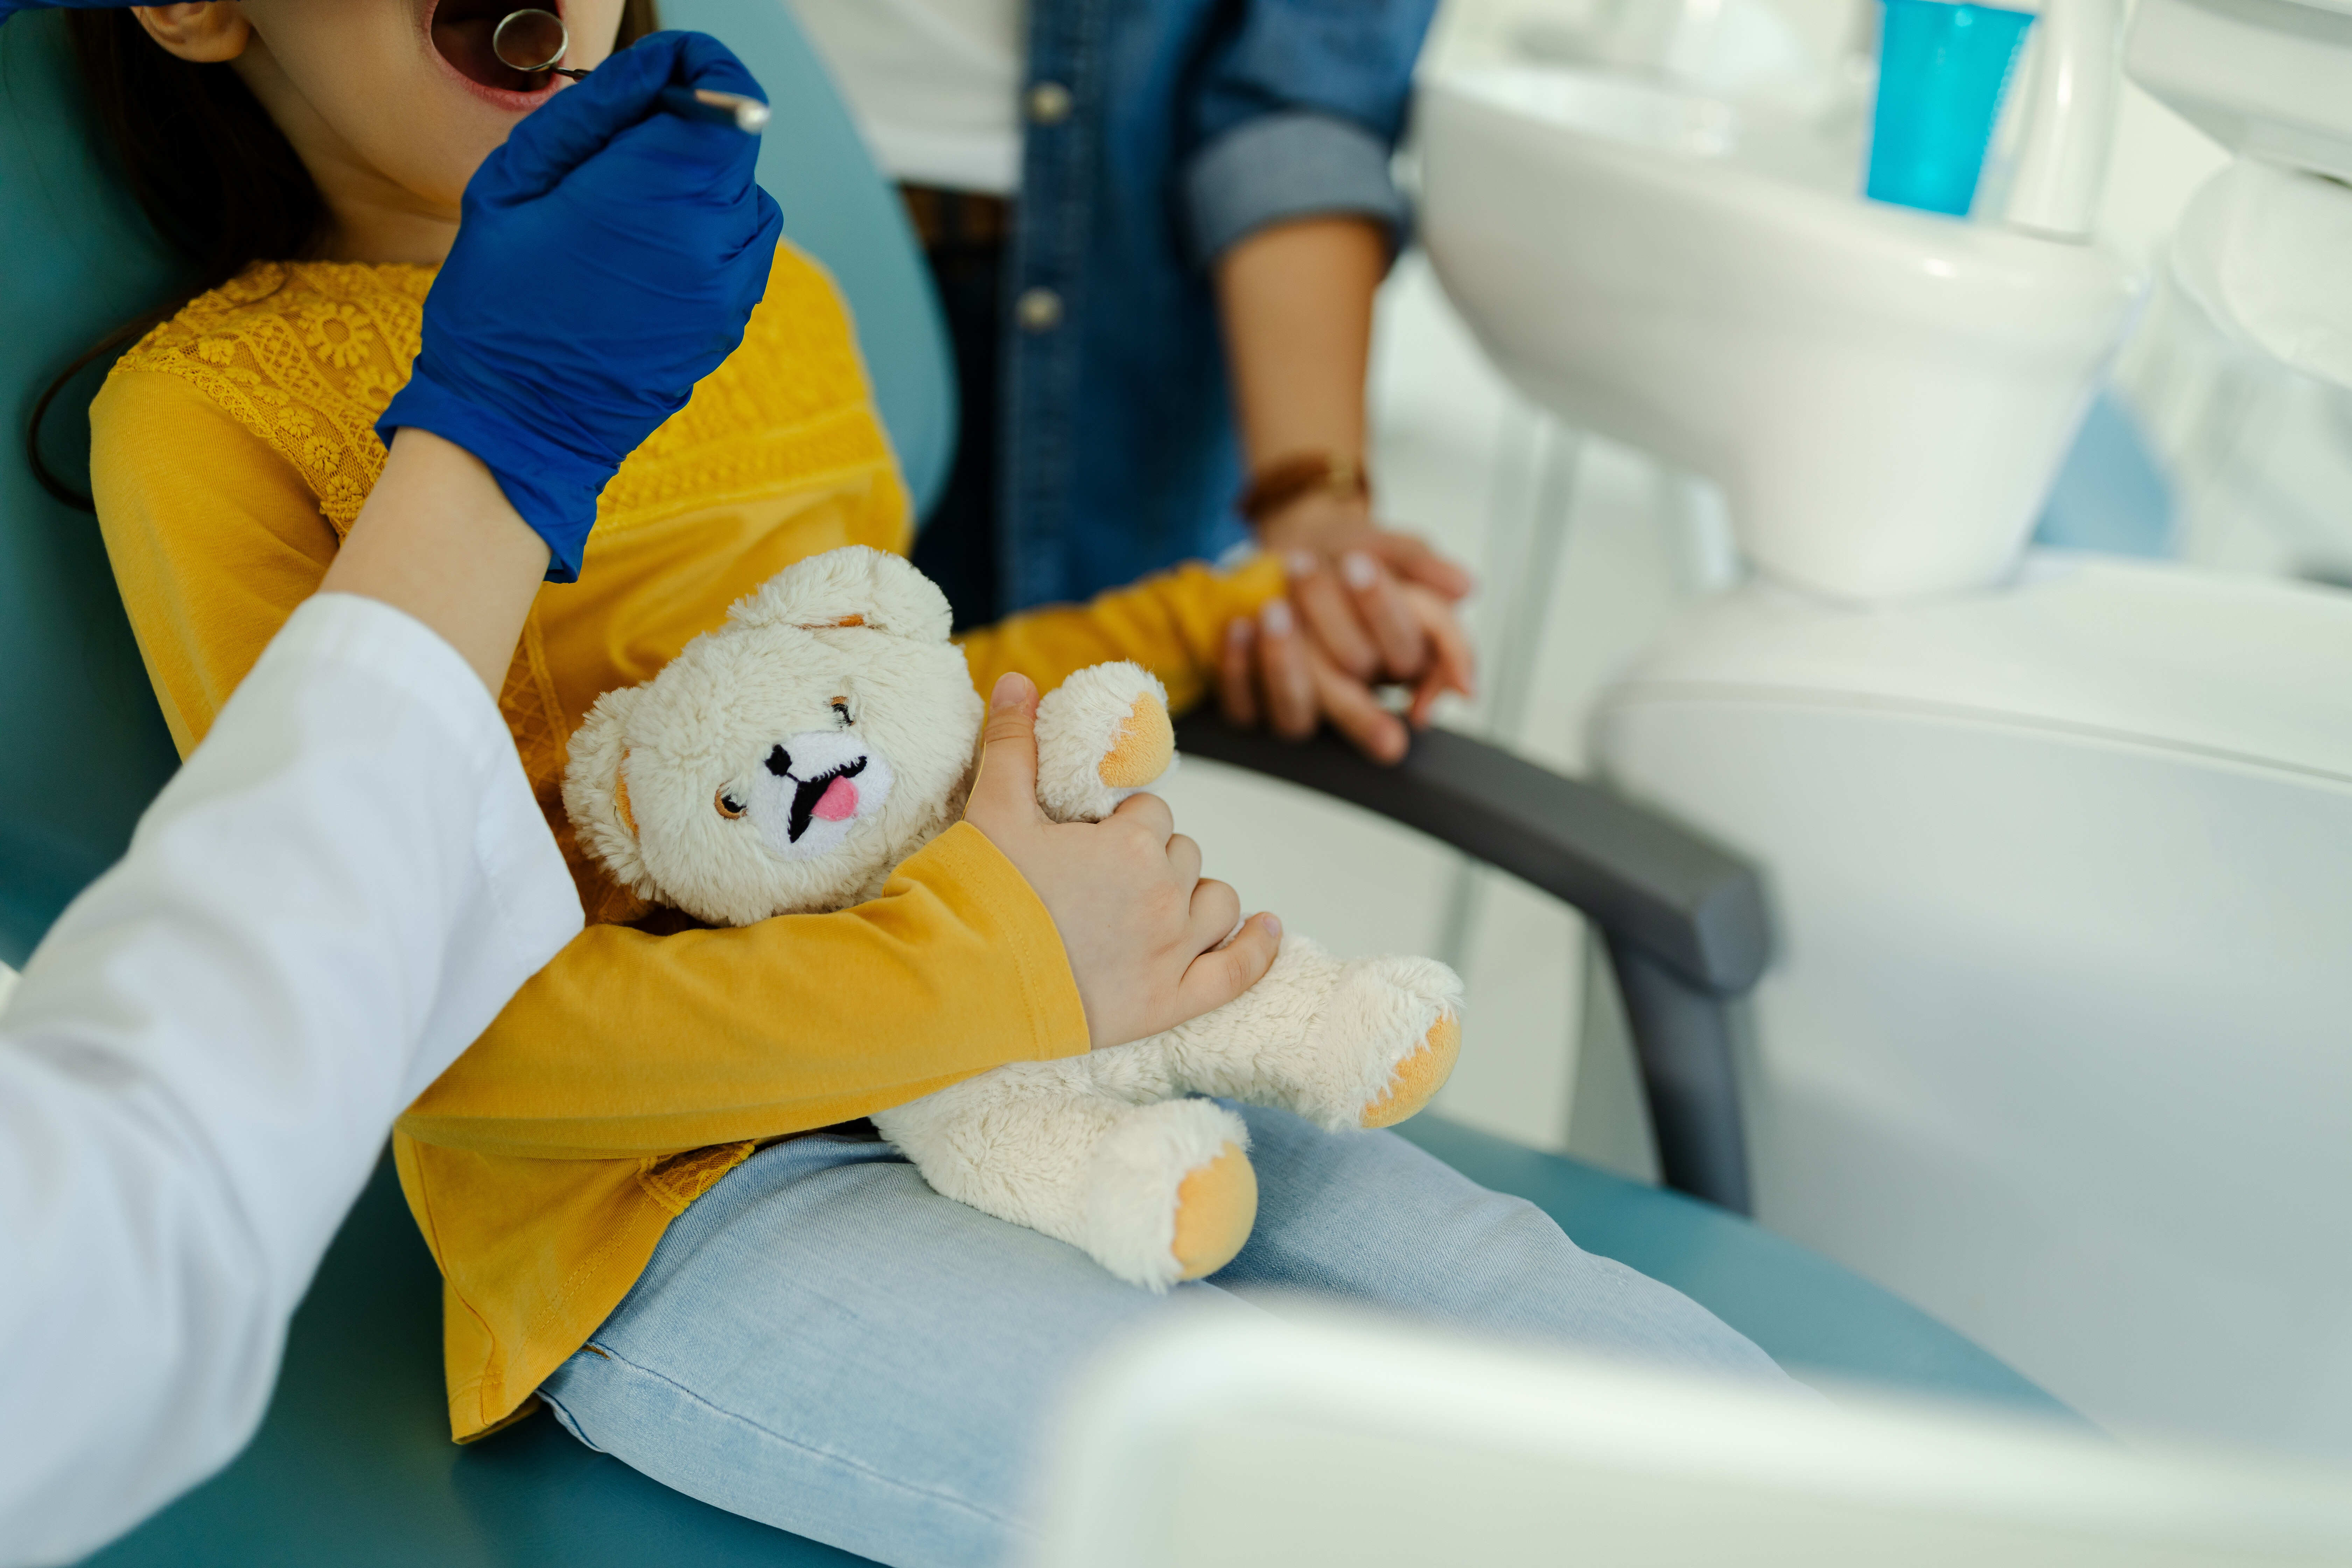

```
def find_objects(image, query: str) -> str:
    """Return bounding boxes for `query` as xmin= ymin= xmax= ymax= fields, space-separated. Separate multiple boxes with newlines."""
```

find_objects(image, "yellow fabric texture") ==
xmin=89 ymin=251 xmax=1284 ymax=1440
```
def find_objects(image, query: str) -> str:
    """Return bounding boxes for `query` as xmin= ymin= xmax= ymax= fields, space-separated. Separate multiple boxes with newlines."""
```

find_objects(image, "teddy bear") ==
xmin=562 ymin=546 xmax=1464 ymax=1290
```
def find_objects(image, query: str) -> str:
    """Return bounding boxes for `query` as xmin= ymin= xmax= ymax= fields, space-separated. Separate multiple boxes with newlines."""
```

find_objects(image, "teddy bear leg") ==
xmin=1155 ymin=936 xmax=1465 ymax=1133
xmin=872 ymin=1063 xmax=1256 ymax=1291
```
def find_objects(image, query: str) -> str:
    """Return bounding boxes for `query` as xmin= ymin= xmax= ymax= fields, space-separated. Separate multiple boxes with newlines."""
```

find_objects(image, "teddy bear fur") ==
xmin=564 ymin=546 xmax=1465 ymax=1289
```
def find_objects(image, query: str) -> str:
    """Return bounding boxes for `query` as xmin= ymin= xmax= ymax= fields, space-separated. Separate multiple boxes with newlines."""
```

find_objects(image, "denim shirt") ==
xmin=1000 ymin=0 xmax=1438 ymax=613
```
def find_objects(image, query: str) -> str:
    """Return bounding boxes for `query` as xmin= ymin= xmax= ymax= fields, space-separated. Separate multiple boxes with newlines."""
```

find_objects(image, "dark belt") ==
xmin=899 ymin=184 xmax=1012 ymax=248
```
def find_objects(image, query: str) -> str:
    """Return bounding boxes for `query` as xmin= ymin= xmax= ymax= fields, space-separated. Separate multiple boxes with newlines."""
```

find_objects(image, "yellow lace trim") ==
xmin=119 ymin=261 xmax=431 ymax=532
xmin=112 ymin=247 xmax=897 ymax=538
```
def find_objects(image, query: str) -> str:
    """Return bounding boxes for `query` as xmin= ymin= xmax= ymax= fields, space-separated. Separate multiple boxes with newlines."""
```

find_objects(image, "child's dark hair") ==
xmin=29 ymin=0 xmax=664 ymax=509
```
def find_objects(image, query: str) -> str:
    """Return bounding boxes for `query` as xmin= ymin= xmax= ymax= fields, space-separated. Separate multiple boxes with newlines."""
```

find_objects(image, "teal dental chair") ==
xmin=0 ymin=7 xmax=2071 ymax=1564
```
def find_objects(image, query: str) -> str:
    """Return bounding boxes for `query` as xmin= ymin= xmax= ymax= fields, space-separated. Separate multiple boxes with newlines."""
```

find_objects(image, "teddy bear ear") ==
xmin=561 ymin=684 xmax=659 ymax=898
xmin=727 ymin=545 xmax=953 ymax=643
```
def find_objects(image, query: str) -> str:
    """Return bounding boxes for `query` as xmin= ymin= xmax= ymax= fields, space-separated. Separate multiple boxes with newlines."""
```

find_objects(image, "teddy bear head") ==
xmin=562 ymin=547 xmax=986 ymax=926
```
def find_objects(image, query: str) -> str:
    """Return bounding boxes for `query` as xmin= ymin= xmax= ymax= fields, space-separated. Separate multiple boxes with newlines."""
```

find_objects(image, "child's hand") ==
xmin=1217 ymin=582 xmax=1476 ymax=764
xmin=964 ymin=674 xmax=1282 ymax=1049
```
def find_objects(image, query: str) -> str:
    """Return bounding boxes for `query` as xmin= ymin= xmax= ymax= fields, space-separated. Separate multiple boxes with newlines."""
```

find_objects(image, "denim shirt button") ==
xmin=1015 ymin=287 xmax=1064 ymax=332
xmin=1025 ymin=81 xmax=1073 ymax=125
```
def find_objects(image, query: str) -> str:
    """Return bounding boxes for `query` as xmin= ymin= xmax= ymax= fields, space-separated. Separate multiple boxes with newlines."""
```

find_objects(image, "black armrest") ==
xmin=1171 ymin=714 xmax=1766 ymax=994
xmin=1171 ymin=712 xmax=1766 ymax=1214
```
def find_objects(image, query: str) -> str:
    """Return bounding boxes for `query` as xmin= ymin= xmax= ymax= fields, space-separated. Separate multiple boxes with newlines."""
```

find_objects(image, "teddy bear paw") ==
xmin=1034 ymin=662 xmax=1176 ymax=823
xmin=1170 ymin=1142 xmax=1258 ymax=1281
xmin=1361 ymin=1011 xmax=1462 ymax=1129
xmin=1084 ymin=1097 xmax=1255 ymax=1290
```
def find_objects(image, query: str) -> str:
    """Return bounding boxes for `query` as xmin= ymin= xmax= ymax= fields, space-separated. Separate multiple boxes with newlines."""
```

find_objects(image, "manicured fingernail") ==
xmin=1261 ymin=912 xmax=1282 ymax=939
xmin=1341 ymin=551 xmax=1378 ymax=590
xmin=989 ymin=673 xmax=1023 ymax=712
xmin=1261 ymin=600 xmax=1294 ymax=637
xmin=1284 ymin=550 xmax=1318 ymax=580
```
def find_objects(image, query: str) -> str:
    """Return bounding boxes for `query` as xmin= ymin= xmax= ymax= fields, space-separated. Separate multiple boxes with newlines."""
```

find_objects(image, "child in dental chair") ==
xmin=49 ymin=5 xmax=1792 ymax=1562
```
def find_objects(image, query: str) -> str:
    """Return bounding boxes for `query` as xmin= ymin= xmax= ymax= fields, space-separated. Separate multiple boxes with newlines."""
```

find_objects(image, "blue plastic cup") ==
xmin=1865 ymin=0 xmax=2036 ymax=217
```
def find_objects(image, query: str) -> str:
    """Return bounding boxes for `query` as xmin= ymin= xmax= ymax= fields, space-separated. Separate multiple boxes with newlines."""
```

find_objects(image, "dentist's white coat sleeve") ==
xmin=0 ymin=593 xmax=583 ymax=1568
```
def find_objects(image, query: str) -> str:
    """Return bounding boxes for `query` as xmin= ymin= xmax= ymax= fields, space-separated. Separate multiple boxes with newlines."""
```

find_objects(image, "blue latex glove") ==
xmin=379 ymin=33 xmax=782 ymax=582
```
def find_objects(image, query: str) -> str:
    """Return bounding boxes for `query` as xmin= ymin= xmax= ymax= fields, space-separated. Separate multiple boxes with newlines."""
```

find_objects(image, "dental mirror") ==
xmin=490 ymin=9 xmax=772 ymax=132
xmin=491 ymin=9 xmax=584 ymax=77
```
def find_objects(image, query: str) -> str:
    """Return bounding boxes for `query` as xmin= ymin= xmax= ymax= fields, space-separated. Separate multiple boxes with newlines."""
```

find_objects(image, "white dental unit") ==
xmin=1420 ymin=0 xmax=2352 ymax=1454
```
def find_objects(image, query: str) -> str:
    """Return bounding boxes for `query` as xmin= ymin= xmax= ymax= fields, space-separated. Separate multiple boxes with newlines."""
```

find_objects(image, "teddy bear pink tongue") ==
xmin=812 ymin=775 xmax=859 ymax=822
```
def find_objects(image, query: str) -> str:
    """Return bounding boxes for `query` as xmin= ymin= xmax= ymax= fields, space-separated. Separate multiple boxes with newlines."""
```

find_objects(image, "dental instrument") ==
xmin=491 ymin=9 xmax=772 ymax=133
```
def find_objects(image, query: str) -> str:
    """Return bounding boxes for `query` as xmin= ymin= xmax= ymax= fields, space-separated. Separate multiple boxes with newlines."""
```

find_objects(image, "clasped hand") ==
xmin=963 ymin=674 xmax=1281 ymax=1050
xmin=1221 ymin=495 xmax=1478 ymax=764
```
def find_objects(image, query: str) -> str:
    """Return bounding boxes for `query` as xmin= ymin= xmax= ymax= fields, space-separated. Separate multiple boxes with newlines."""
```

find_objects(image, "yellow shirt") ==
xmin=89 ymin=250 xmax=1282 ymax=1440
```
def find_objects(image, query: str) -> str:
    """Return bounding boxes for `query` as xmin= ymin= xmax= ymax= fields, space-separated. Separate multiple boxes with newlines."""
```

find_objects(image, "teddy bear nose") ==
xmin=765 ymin=745 xmax=792 ymax=777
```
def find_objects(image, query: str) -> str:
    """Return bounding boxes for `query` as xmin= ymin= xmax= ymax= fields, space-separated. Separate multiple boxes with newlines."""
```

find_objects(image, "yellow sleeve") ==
xmin=400 ymin=823 xmax=1088 ymax=1157
xmin=89 ymin=364 xmax=1090 ymax=1161
xmin=956 ymin=553 xmax=1287 ymax=711
xmin=90 ymin=367 xmax=343 ymax=758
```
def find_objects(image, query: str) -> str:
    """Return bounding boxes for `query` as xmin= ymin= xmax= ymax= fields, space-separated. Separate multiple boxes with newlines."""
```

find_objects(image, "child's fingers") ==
xmin=1284 ymin=552 xmax=1379 ymax=682
xmin=1107 ymin=789 xmax=1176 ymax=845
xmin=1180 ymin=911 xmax=1283 ymax=1017
xmin=1339 ymin=549 xmax=1430 ymax=681
xmin=1307 ymin=641 xmax=1408 ymax=764
xmin=1405 ymin=584 xmax=1477 ymax=725
xmin=1218 ymin=618 xmax=1261 ymax=729
xmin=1184 ymin=876 xmax=1243 ymax=955
xmin=1164 ymin=831 xmax=1203 ymax=890
xmin=965 ymin=672 xmax=1043 ymax=825
xmin=1256 ymin=601 xmax=1317 ymax=740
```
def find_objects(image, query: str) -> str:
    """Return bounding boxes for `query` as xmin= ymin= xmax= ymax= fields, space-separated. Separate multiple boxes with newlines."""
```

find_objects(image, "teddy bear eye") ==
xmin=832 ymin=699 xmax=852 ymax=726
xmin=715 ymin=790 xmax=747 ymax=820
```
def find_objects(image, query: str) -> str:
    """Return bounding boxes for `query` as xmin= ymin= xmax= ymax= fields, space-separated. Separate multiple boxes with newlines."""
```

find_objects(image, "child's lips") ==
xmin=424 ymin=0 xmax=566 ymax=110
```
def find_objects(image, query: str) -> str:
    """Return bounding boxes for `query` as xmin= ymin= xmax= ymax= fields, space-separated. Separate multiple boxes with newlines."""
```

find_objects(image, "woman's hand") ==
xmin=963 ymin=674 xmax=1282 ymax=1049
xmin=378 ymin=31 xmax=782 ymax=582
xmin=1223 ymin=498 xmax=1478 ymax=762
xmin=1217 ymin=580 xmax=1475 ymax=764
xmin=1258 ymin=495 xmax=1475 ymax=688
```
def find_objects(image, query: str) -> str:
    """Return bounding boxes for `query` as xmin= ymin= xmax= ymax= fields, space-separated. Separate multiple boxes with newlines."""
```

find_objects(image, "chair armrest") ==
xmin=1171 ymin=713 xmax=1767 ymax=995
xmin=1171 ymin=712 xmax=1767 ymax=1214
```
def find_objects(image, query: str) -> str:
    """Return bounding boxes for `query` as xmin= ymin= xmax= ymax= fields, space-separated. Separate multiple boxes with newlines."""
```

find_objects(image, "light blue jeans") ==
xmin=539 ymin=1104 xmax=1789 ymax=1567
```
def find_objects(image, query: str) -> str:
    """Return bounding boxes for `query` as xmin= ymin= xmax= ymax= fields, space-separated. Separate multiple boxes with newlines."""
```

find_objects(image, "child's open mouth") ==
xmin=429 ymin=0 xmax=561 ymax=99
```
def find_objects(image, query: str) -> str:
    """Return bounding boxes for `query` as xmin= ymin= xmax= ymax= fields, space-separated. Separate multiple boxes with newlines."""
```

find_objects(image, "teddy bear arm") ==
xmin=1032 ymin=662 xmax=1175 ymax=824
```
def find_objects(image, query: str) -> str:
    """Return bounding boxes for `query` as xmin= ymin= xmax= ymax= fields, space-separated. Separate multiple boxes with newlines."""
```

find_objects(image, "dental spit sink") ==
xmin=1419 ymin=65 xmax=2141 ymax=602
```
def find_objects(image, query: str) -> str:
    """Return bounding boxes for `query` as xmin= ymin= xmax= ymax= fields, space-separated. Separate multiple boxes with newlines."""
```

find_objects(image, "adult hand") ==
xmin=1219 ymin=579 xmax=1476 ymax=765
xmin=379 ymin=32 xmax=782 ymax=582
xmin=1258 ymin=494 xmax=1475 ymax=686
xmin=963 ymin=674 xmax=1282 ymax=1049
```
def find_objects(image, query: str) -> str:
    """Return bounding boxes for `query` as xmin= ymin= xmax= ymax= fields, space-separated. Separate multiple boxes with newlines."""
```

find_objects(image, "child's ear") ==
xmin=562 ymin=685 xmax=660 ymax=900
xmin=133 ymin=4 xmax=253 ymax=64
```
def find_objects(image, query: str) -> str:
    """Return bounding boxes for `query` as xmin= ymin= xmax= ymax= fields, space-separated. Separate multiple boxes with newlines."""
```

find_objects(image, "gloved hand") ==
xmin=379 ymin=32 xmax=783 ymax=582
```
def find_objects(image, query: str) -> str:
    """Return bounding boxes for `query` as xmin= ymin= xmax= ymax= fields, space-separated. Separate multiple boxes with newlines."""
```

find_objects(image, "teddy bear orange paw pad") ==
xmin=1098 ymin=692 xmax=1175 ymax=789
xmin=1361 ymin=1014 xmax=1461 ymax=1129
xmin=1170 ymin=1142 xmax=1258 ymax=1280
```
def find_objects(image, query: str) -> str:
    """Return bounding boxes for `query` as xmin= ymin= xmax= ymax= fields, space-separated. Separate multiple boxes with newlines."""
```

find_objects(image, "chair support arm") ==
xmin=1171 ymin=713 xmax=1765 ymax=1214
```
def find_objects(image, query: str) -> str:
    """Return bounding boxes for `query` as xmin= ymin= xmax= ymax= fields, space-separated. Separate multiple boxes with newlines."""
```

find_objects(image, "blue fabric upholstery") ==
xmin=0 ymin=12 xmax=183 ymax=967
xmin=78 ymin=1122 xmax=2072 ymax=1566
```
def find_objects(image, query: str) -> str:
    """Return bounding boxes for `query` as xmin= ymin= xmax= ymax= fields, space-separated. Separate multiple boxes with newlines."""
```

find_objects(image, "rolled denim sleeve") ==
xmin=1178 ymin=0 xmax=1441 ymax=267
xmin=1184 ymin=111 xmax=1408 ymax=267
